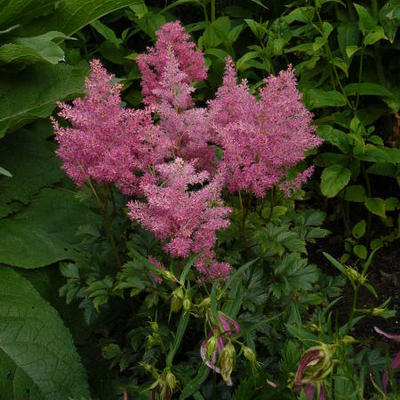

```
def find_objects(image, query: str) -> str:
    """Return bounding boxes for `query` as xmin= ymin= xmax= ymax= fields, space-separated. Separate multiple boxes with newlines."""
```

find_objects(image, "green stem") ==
xmin=202 ymin=4 xmax=209 ymax=25
xmin=371 ymin=0 xmax=378 ymax=18
xmin=239 ymin=191 xmax=249 ymax=255
xmin=355 ymin=49 xmax=364 ymax=110
xmin=210 ymin=0 xmax=216 ymax=23
xmin=87 ymin=180 xmax=121 ymax=268
xmin=102 ymin=185 xmax=121 ymax=268
xmin=346 ymin=0 xmax=356 ymax=21
xmin=345 ymin=284 xmax=359 ymax=335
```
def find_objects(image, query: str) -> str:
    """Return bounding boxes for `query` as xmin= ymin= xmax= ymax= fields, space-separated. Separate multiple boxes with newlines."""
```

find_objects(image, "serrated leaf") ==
xmin=0 ymin=188 xmax=101 ymax=268
xmin=0 ymin=267 xmax=89 ymax=399
xmin=0 ymin=62 xmax=88 ymax=137
xmin=320 ymin=165 xmax=351 ymax=198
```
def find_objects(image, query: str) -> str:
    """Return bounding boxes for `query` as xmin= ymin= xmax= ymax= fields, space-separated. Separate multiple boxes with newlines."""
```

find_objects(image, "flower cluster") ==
xmin=137 ymin=21 xmax=207 ymax=107
xmin=52 ymin=60 xmax=161 ymax=195
xmin=128 ymin=159 xmax=231 ymax=281
xmin=209 ymin=58 xmax=322 ymax=197
xmin=53 ymin=20 xmax=321 ymax=281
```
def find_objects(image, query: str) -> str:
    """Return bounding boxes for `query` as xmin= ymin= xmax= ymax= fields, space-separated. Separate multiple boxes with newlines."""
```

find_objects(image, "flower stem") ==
xmin=87 ymin=180 xmax=121 ymax=267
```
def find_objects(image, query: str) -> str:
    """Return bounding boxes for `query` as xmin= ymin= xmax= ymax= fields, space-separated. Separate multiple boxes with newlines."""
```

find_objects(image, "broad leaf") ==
xmin=344 ymin=82 xmax=392 ymax=97
xmin=23 ymin=0 xmax=146 ymax=36
xmin=320 ymin=165 xmax=351 ymax=198
xmin=365 ymin=197 xmax=386 ymax=218
xmin=0 ymin=0 xmax=57 ymax=29
xmin=0 ymin=188 xmax=101 ymax=268
xmin=0 ymin=121 xmax=63 ymax=218
xmin=305 ymin=89 xmax=347 ymax=109
xmin=0 ymin=62 xmax=88 ymax=137
xmin=0 ymin=267 xmax=90 ymax=399
xmin=0 ymin=31 xmax=69 ymax=65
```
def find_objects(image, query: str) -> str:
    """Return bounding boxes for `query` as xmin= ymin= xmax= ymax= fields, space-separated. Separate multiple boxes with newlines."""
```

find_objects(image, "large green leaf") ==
xmin=0 ymin=62 xmax=88 ymax=137
xmin=344 ymin=82 xmax=392 ymax=97
xmin=0 ymin=121 xmax=64 ymax=218
xmin=305 ymin=89 xmax=347 ymax=109
xmin=0 ymin=0 xmax=57 ymax=29
xmin=23 ymin=0 xmax=145 ymax=37
xmin=0 ymin=267 xmax=90 ymax=399
xmin=0 ymin=31 xmax=69 ymax=65
xmin=0 ymin=188 xmax=101 ymax=268
xmin=320 ymin=164 xmax=351 ymax=198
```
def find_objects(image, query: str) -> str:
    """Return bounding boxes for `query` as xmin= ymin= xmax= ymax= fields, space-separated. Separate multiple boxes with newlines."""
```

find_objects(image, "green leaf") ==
xmin=90 ymin=20 xmax=122 ymax=47
xmin=317 ymin=125 xmax=350 ymax=153
xmin=0 ymin=267 xmax=89 ymax=399
xmin=343 ymin=185 xmax=366 ymax=203
xmin=379 ymin=0 xmax=400 ymax=42
xmin=0 ymin=62 xmax=88 ymax=137
xmin=352 ymin=219 xmax=366 ymax=239
xmin=365 ymin=197 xmax=386 ymax=218
xmin=0 ymin=0 xmax=57 ymax=29
xmin=353 ymin=244 xmax=367 ymax=259
xmin=0 ymin=31 xmax=69 ymax=65
xmin=166 ymin=310 xmax=190 ymax=367
xmin=0 ymin=188 xmax=101 ymax=268
xmin=353 ymin=3 xmax=377 ymax=34
xmin=305 ymin=89 xmax=347 ymax=109
xmin=320 ymin=165 xmax=351 ymax=198
xmin=364 ymin=25 xmax=388 ymax=45
xmin=345 ymin=45 xmax=360 ymax=58
xmin=179 ymin=364 xmax=209 ymax=400
xmin=337 ymin=21 xmax=359 ymax=58
xmin=344 ymin=82 xmax=392 ymax=97
xmin=0 ymin=121 xmax=64 ymax=218
xmin=22 ymin=0 xmax=145 ymax=36
xmin=386 ymin=197 xmax=400 ymax=211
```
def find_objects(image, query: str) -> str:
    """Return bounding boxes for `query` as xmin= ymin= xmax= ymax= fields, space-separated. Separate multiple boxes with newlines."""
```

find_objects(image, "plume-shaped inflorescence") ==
xmin=53 ymin=21 xmax=321 ymax=281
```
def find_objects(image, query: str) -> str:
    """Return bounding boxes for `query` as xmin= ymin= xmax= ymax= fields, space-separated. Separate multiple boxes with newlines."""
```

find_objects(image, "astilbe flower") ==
xmin=127 ymin=158 xmax=231 ymax=280
xmin=52 ymin=59 xmax=162 ymax=195
xmin=137 ymin=21 xmax=207 ymax=107
xmin=152 ymin=51 xmax=216 ymax=171
xmin=209 ymin=58 xmax=322 ymax=197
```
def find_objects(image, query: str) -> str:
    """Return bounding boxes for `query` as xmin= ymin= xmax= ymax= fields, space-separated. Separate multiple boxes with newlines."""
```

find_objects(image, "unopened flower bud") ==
xmin=150 ymin=321 xmax=159 ymax=332
xmin=166 ymin=371 xmax=177 ymax=391
xmin=183 ymin=297 xmax=191 ymax=311
xmin=146 ymin=335 xmax=155 ymax=349
xmin=198 ymin=297 xmax=211 ymax=309
xmin=170 ymin=288 xmax=184 ymax=313
xmin=206 ymin=336 xmax=218 ymax=359
xmin=243 ymin=346 xmax=256 ymax=363
xmin=161 ymin=270 xmax=177 ymax=282
xmin=219 ymin=341 xmax=235 ymax=384
xmin=341 ymin=335 xmax=356 ymax=345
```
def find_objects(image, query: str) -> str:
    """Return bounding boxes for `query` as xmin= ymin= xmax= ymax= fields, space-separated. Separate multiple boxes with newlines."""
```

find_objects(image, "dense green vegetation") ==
xmin=0 ymin=1 xmax=400 ymax=399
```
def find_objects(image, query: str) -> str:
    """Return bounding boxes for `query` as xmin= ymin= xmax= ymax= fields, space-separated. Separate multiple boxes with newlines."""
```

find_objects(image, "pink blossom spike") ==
xmin=137 ymin=21 xmax=207 ymax=107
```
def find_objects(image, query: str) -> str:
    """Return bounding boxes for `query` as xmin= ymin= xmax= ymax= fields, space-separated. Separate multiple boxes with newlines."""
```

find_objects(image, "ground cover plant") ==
xmin=0 ymin=1 xmax=400 ymax=399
